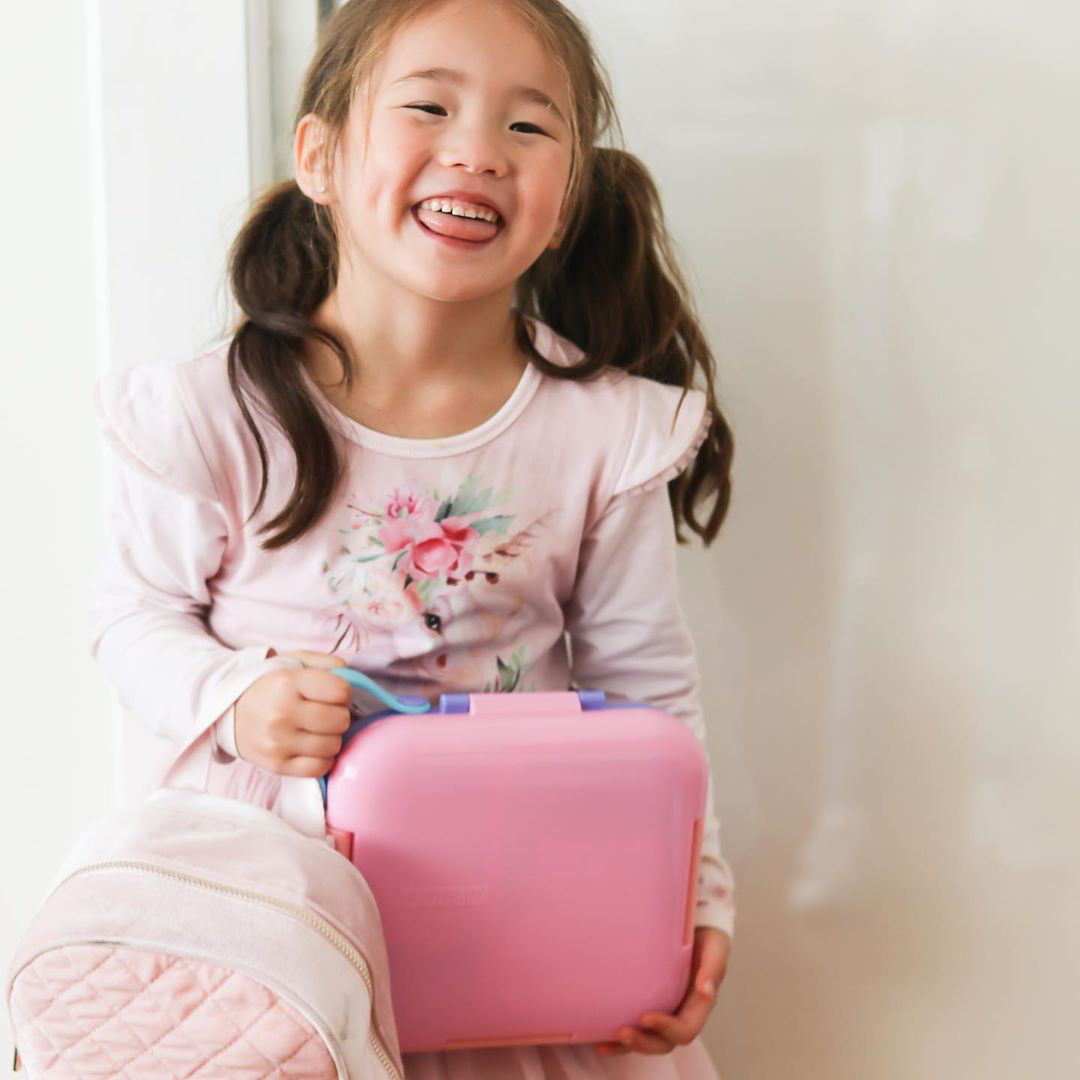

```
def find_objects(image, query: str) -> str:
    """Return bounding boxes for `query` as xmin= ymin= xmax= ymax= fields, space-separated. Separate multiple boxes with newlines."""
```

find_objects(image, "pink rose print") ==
xmin=378 ymin=490 xmax=439 ymax=554
xmin=384 ymin=487 xmax=429 ymax=520
xmin=411 ymin=518 xmax=477 ymax=578
xmin=325 ymin=478 xmax=508 ymax=610
xmin=322 ymin=474 xmax=549 ymax=688
xmin=379 ymin=501 xmax=478 ymax=581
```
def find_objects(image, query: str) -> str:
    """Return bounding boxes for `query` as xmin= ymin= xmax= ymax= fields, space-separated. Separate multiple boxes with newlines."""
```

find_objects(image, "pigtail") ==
xmin=223 ymin=179 xmax=354 ymax=550
xmin=517 ymin=148 xmax=735 ymax=546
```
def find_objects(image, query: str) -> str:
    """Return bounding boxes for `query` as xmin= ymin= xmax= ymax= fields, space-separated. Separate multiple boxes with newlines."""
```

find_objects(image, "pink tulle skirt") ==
xmin=402 ymin=1039 xmax=721 ymax=1079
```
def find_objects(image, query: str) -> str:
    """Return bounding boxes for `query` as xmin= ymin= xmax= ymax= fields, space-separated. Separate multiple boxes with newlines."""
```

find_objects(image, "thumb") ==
xmin=272 ymin=649 xmax=348 ymax=670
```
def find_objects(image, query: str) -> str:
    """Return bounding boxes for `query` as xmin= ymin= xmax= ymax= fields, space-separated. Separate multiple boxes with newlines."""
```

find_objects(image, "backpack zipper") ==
xmin=60 ymin=859 xmax=402 ymax=1080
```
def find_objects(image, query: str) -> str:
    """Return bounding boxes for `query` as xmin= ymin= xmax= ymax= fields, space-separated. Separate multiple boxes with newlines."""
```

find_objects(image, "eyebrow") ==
xmin=391 ymin=67 xmax=569 ymax=129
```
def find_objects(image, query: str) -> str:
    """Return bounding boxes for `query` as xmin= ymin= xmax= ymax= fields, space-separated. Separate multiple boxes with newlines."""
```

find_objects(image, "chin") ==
xmin=412 ymin=279 xmax=517 ymax=305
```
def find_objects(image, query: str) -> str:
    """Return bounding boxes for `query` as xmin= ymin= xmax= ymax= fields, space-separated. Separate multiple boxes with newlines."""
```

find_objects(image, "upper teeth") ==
xmin=419 ymin=199 xmax=499 ymax=223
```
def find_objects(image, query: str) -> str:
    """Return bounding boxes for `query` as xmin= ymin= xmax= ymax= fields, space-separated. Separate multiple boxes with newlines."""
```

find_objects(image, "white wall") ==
xmin=3 ymin=1 xmax=1078 ymax=1077
xmin=577 ymin=0 xmax=1079 ymax=1075
xmin=0 ymin=0 xmax=258 ymax=1069
xmin=1 ymin=2 xmax=113 ymax=1068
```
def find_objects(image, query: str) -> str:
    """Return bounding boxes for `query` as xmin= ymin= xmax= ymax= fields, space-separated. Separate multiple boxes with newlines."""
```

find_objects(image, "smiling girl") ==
xmin=90 ymin=1 xmax=737 ymax=1076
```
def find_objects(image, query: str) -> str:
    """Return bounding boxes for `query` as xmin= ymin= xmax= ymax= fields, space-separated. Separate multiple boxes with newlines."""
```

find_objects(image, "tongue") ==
xmin=416 ymin=207 xmax=499 ymax=242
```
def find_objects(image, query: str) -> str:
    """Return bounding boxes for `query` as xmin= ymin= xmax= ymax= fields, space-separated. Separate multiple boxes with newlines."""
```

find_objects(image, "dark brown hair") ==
xmin=223 ymin=0 xmax=734 ymax=550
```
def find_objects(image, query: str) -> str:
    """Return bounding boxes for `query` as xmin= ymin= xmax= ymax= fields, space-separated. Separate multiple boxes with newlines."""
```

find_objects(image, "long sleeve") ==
xmin=563 ymin=482 xmax=736 ymax=938
xmin=89 ymin=442 xmax=287 ymax=759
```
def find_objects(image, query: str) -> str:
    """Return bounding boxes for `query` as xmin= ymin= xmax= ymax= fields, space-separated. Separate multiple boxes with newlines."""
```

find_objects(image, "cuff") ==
xmin=694 ymin=902 xmax=736 ymax=939
xmin=211 ymin=703 xmax=239 ymax=762
xmin=693 ymin=869 xmax=736 ymax=939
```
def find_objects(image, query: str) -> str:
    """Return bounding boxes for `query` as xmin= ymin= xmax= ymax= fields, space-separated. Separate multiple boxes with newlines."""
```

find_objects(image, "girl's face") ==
xmin=323 ymin=0 xmax=574 ymax=305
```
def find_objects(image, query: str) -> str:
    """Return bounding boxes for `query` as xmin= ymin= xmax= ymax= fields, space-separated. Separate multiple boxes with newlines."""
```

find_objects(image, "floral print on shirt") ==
xmin=321 ymin=473 xmax=550 ymax=694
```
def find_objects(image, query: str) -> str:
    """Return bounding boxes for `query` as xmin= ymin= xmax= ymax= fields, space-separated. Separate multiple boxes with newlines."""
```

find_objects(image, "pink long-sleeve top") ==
xmin=89 ymin=315 xmax=735 ymax=939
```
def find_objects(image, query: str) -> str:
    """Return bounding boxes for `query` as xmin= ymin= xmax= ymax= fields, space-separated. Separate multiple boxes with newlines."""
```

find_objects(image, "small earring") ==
xmin=316 ymin=184 xmax=326 ymax=194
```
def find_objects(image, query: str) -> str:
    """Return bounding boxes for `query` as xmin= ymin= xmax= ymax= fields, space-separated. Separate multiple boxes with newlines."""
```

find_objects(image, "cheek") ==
xmin=375 ymin=125 xmax=427 ymax=165
xmin=533 ymin=149 xmax=572 ymax=214
xmin=366 ymin=126 xmax=429 ymax=194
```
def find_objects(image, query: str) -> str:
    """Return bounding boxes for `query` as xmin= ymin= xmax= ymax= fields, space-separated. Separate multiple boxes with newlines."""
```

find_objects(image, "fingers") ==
xmin=634 ymin=992 xmax=709 ymax=1050
xmin=596 ymin=929 xmax=731 ymax=1057
xmin=596 ymin=1025 xmax=677 ymax=1055
xmin=241 ymin=711 xmax=344 ymax=765
xmin=295 ymin=667 xmax=353 ymax=707
xmin=640 ymin=929 xmax=726 ymax=1043
xmin=692 ymin=927 xmax=731 ymax=999
xmin=278 ymin=755 xmax=339 ymax=778
xmin=597 ymin=994 xmax=708 ymax=1057
xmin=233 ymin=656 xmax=358 ymax=775
xmin=295 ymin=699 xmax=352 ymax=736
xmin=282 ymin=729 xmax=344 ymax=761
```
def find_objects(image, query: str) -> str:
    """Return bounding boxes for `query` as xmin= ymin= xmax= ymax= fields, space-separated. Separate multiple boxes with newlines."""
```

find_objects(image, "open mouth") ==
xmin=411 ymin=203 xmax=504 ymax=245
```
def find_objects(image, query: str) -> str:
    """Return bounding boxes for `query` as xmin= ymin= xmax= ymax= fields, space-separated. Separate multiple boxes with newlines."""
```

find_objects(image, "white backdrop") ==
xmin=2 ymin=1 xmax=1078 ymax=1076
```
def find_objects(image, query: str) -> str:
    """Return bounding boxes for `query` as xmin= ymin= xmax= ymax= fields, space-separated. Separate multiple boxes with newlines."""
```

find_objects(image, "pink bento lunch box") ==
xmin=323 ymin=689 xmax=708 ymax=1054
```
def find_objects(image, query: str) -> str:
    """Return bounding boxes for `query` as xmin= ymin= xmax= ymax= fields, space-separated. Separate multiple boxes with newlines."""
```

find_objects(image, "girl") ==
xmin=90 ymin=0 xmax=737 ymax=1075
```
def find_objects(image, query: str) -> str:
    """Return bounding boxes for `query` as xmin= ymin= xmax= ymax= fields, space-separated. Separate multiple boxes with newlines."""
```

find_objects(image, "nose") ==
xmin=436 ymin=122 xmax=508 ymax=177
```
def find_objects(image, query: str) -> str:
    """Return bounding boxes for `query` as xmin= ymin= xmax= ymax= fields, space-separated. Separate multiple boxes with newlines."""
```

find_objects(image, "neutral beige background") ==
xmin=3 ymin=1 xmax=1077 ymax=1077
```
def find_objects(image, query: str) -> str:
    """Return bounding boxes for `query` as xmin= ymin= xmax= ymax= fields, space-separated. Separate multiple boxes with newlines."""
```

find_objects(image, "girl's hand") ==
xmin=594 ymin=927 xmax=731 ymax=1057
xmin=233 ymin=649 xmax=352 ymax=776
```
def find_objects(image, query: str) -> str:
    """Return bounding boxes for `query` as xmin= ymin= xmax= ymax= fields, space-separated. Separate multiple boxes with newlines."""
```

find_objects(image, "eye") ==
xmin=424 ymin=612 xmax=442 ymax=632
xmin=405 ymin=104 xmax=546 ymax=136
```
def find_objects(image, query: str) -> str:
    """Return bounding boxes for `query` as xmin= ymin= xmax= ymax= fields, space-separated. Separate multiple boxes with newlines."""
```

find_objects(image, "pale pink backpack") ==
xmin=5 ymin=732 xmax=405 ymax=1080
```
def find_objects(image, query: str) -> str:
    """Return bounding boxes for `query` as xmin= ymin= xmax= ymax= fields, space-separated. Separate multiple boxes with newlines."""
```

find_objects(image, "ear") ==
xmin=295 ymin=112 xmax=332 ymax=202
